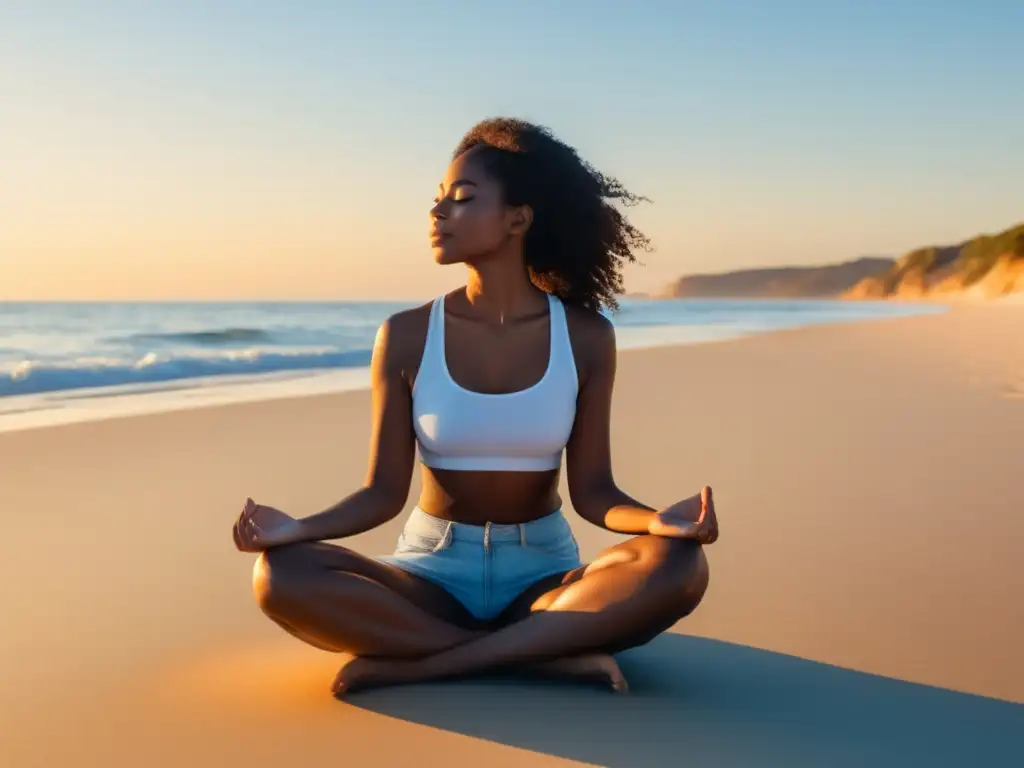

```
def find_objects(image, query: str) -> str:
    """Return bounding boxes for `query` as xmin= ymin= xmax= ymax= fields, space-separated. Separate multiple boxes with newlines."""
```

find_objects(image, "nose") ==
xmin=430 ymin=198 xmax=449 ymax=219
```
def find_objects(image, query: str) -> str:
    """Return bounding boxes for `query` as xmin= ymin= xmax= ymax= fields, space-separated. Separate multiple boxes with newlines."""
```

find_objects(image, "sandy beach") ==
xmin=2 ymin=302 xmax=1022 ymax=767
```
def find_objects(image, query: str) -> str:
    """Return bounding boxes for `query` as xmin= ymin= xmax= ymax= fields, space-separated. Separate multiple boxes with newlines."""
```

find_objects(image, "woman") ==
xmin=232 ymin=118 xmax=718 ymax=696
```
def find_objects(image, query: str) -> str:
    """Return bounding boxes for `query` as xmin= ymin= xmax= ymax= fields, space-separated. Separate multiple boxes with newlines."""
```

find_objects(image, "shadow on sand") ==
xmin=349 ymin=634 xmax=1021 ymax=767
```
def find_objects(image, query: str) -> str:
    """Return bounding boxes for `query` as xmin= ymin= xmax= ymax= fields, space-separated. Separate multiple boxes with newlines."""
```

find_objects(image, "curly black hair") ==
xmin=453 ymin=118 xmax=652 ymax=312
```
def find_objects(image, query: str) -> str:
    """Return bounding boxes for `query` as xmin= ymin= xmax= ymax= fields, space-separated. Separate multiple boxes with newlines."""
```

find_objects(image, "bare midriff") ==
xmin=416 ymin=465 xmax=563 ymax=526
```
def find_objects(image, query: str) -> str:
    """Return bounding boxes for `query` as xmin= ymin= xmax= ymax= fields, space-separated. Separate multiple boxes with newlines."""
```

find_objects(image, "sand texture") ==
xmin=2 ymin=302 xmax=1022 ymax=767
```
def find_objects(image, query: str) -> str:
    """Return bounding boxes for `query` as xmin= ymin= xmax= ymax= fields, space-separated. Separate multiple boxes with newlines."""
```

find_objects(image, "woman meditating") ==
xmin=232 ymin=118 xmax=718 ymax=696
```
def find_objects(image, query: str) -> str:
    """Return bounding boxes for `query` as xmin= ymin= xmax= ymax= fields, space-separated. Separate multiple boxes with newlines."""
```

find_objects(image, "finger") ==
xmin=697 ymin=486 xmax=715 ymax=525
xmin=691 ymin=519 xmax=709 ymax=543
xmin=700 ymin=486 xmax=712 ymax=523
xmin=251 ymin=505 xmax=273 ymax=530
xmin=249 ymin=518 xmax=270 ymax=549
xmin=687 ymin=489 xmax=707 ymax=528
xmin=244 ymin=530 xmax=259 ymax=551
xmin=234 ymin=521 xmax=251 ymax=551
xmin=237 ymin=500 xmax=252 ymax=528
xmin=694 ymin=519 xmax=715 ymax=545
xmin=237 ymin=528 xmax=254 ymax=552
xmin=704 ymin=486 xmax=718 ymax=541
xmin=243 ymin=519 xmax=261 ymax=548
xmin=655 ymin=521 xmax=703 ymax=539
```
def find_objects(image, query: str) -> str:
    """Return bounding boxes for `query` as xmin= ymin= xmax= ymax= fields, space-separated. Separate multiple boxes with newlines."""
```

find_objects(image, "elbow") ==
xmin=365 ymin=482 xmax=407 ymax=522
xmin=569 ymin=478 xmax=619 ymax=525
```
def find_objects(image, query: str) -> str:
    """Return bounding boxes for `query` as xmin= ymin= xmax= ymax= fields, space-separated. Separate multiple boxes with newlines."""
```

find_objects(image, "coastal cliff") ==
xmin=656 ymin=221 xmax=1023 ymax=301
xmin=657 ymin=257 xmax=894 ymax=299
xmin=845 ymin=222 xmax=1024 ymax=300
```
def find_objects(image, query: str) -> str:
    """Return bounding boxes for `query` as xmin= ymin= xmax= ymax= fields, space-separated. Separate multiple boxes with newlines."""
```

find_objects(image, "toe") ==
xmin=609 ymin=666 xmax=629 ymax=694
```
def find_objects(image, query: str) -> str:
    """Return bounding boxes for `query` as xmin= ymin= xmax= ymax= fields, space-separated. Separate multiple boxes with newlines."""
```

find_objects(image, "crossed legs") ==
xmin=253 ymin=534 xmax=708 ymax=694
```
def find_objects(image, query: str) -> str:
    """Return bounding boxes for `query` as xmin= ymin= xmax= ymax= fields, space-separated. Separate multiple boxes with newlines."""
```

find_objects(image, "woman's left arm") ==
xmin=564 ymin=312 xmax=661 ymax=534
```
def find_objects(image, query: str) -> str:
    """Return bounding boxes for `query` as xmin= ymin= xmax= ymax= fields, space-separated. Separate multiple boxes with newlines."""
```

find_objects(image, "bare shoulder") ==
xmin=375 ymin=301 xmax=434 ymax=383
xmin=562 ymin=303 xmax=616 ymax=384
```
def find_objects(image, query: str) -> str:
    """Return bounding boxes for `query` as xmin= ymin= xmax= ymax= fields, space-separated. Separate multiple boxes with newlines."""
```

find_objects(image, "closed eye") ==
xmin=433 ymin=195 xmax=474 ymax=204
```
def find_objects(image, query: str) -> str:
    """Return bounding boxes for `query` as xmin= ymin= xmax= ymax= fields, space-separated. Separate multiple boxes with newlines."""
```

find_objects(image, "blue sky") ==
xmin=2 ymin=1 xmax=1021 ymax=299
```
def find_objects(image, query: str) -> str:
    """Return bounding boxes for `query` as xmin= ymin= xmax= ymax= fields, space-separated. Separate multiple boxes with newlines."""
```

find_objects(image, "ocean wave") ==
xmin=119 ymin=327 xmax=273 ymax=345
xmin=0 ymin=347 xmax=373 ymax=397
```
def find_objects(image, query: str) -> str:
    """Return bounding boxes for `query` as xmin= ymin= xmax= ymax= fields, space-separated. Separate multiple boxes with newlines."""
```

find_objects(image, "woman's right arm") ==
xmin=289 ymin=315 xmax=418 ymax=543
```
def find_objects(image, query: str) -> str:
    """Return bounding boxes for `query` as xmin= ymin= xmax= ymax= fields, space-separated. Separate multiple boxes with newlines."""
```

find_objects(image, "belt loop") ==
xmin=519 ymin=523 xmax=527 ymax=546
xmin=433 ymin=521 xmax=453 ymax=552
xmin=484 ymin=521 xmax=491 ymax=551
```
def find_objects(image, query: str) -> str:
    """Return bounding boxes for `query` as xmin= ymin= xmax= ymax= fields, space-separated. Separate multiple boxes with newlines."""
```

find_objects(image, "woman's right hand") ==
xmin=233 ymin=498 xmax=304 ymax=552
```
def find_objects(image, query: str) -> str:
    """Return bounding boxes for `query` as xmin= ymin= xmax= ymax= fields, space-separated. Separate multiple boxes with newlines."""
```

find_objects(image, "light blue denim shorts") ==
xmin=379 ymin=507 xmax=583 ymax=621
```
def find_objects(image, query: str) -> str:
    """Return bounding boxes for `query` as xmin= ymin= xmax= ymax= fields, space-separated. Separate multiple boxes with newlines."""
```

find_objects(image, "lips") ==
xmin=430 ymin=231 xmax=450 ymax=246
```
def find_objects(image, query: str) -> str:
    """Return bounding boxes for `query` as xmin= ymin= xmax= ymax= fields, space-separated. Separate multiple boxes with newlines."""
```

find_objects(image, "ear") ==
xmin=507 ymin=204 xmax=533 ymax=238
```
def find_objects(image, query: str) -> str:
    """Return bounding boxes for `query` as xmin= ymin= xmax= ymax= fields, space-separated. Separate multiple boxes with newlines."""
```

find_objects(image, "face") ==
xmin=428 ymin=147 xmax=531 ymax=265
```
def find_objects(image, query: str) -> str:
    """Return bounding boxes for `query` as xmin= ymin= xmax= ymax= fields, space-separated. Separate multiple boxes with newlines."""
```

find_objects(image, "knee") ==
xmin=643 ymin=537 xmax=710 ymax=613
xmin=251 ymin=544 xmax=308 ymax=616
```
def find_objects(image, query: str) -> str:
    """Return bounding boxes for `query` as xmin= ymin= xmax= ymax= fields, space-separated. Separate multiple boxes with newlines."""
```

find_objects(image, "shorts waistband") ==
xmin=404 ymin=506 xmax=571 ymax=546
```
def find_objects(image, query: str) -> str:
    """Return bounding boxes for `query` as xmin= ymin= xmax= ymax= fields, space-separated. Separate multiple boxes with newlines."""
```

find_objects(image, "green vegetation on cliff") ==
xmin=846 ymin=222 xmax=1024 ymax=300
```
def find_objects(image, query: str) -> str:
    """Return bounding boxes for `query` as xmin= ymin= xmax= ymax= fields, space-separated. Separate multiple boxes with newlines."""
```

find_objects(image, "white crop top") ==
xmin=412 ymin=293 xmax=579 ymax=471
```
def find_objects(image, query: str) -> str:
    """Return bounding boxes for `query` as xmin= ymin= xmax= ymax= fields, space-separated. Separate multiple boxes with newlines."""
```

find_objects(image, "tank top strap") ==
xmin=428 ymin=294 xmax=446 ymax=354
xmin=547 ymin=294 xmax=578 ymax=385
xmin=414 ymin=295 xmax=446 ymax=386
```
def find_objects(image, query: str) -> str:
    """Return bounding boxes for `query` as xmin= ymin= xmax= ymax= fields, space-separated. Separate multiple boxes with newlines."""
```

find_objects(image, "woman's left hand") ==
xmin=648 ymin=486 xmax=719 ymax=544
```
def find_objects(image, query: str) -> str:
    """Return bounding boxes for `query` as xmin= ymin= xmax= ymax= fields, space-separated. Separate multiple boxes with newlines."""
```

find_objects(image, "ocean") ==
xmin=0 ymin=298 xmax=944 ymax=431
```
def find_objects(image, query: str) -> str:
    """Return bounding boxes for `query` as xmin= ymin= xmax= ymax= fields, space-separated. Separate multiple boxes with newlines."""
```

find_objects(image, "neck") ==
xmin=464 ymin=253 xmax=543 ymax=322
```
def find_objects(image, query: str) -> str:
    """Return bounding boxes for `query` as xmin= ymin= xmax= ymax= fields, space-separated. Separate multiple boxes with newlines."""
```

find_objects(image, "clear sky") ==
xmin=2 ymin=1 xmax=1021 ymax=300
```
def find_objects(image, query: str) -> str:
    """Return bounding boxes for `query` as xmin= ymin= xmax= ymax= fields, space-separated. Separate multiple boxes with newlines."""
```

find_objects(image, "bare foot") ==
xmin=331 ymin=652 xmax=629 ymax=697
xmin=331 ymin=653 xmax=392 ymax=696
xmin=527 ymin=653 xmax=629 ymax=693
